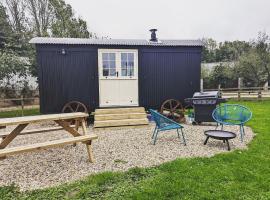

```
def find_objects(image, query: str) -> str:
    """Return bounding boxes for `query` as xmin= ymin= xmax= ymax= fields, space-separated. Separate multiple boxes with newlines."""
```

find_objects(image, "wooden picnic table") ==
xmin=0 ymin=112 xmax=97 ymax=162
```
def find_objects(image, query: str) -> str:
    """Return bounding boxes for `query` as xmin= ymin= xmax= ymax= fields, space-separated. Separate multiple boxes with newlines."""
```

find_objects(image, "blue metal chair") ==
xmin=212 ymin=104 xmax=252 ymax=142
xmin=149 ymin=109 xmax=186 ymax=145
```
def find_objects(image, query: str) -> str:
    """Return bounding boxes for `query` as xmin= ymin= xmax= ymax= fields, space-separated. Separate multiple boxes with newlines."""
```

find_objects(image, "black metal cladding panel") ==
xmin=138 ymin=47 xmax=201 ymax=109
xmin=37 ymin=45 xmax=99 ymax=113
xmin=36 ymin=44 xmax=201 ymax=113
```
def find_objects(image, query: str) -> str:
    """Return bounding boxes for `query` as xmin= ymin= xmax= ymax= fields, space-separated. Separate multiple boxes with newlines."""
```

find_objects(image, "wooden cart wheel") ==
xmin=62 ymin=101 xmax=88 ymax=114
xmin=160 ymin=99 xmax=186 ymax=123
xmin=62 ymin=101 xmax=89 ymax=125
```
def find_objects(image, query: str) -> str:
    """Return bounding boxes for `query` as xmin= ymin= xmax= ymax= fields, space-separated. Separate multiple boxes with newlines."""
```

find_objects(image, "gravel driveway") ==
xmin=0 ymin=122 xmax=254 ymax=191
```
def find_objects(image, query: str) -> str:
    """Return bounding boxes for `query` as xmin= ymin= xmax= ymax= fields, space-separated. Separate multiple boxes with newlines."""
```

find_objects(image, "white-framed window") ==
xmin=98 ymin=49 xmax=138 ymax=79
xmin=102 ymin=53 xmax=116 ymax=76
xmin=121 ymin=53 xmax=134 ymax=77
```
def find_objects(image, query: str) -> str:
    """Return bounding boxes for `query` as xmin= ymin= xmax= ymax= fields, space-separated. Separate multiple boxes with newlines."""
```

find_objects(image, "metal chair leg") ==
xmin=221 ymin=124 xmax=224 ymax=130
xmin=242 ymin=125 xmax=245 ymax=136
xmin=215 ymin=123 xmax=219 ymax=130
xmin=152 ymin=126 xmax=157 ymax=139
xmin=153 ymin=130 xmax=159 ymax=145
xmin=176 ymin=129 xmax=180 ymax=138
xmin=180 ymin=128 xmax=187 ymax=146
xmin=240 ymin=125 xmax=244 ymax=142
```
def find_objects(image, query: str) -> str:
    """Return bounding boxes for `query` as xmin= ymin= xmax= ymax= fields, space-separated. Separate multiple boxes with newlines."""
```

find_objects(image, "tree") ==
xmin=202 ymin=38 xmax=252 ymax=63
xmin=50 ymin=0 xmax=90 ymax=38
xmin=5 ymin=0 xmax=26 ymax=34
xmin=210 ymin=64 xmax=237 ymax=88
xmin=0 ymin=3 xmax=13 ymax=48
xmin=201 ymin=38 xmax=218 ymax=62
xmin=235 ymin=32 xmax=270 ymax=87
xmin=0 ymin=50 xmax=29 ymax=88
xmin=26 ymin=0 xmax=54 ymax=36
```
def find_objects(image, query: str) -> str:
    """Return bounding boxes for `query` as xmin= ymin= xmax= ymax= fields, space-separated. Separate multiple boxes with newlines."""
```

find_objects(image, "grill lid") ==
xmin=193 ymin=91 xmax=220 ymax=98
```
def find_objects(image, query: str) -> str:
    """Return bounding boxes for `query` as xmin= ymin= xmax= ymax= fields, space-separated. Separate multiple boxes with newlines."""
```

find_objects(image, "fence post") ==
xmin=21 ymin=95 xmax=24 ymax=116
xmin=237 ymin=89 xmax=241 ymax=100
xmin=238 ymin=78 xmax=242 ymax=89
xmin=264 ymin=81 xmax=268 ymax=91
xmin=218 ymin=84 xmax=222 ymax=97
xmin=258 ymin=89 xmax=262 ymax=99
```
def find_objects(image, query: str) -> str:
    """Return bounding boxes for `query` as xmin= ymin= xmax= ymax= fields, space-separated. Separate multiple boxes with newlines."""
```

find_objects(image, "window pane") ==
xmin=123 ymin=61 xmax=129 ymax=68
xmin=103 ymin=61 xmax=109 ymax=69
xmin=109 ymin=53 xmax=115 ymax=60
xmin=103 ymin=69 xmax=109 ymax=76
xmin=121 ymin=54 xmax=127 ymax=76
xmin=121 ymin=69 xmax=127 ymax=76
xmin=121 ymin=53 xmax=127 ymax=61
xmin=109 ymin=68 xmax=116 ymax=76
xmin=109 ymin=60 xmax=115 ymax=69
xmin=128 ymin=53 xmax=134 ymax=61
xmin=102 ymin=53 xmax=109 ymax=60
xmin=128 ymin=68 xmax=134 ymax=76
xmin=128 ymin=61 xmax=134 ymax=67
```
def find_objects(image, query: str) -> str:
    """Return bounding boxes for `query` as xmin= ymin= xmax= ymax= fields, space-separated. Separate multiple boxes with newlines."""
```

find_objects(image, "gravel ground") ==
xmin=0 ymin=122 xmax=254 ymax=191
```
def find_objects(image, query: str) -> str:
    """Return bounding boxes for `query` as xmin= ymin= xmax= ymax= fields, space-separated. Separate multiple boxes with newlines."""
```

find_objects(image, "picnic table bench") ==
xmin=0 ymin=112 xmax=97 ymax=162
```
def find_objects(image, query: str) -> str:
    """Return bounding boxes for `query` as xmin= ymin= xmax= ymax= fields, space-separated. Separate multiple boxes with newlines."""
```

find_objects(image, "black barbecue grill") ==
xmin=185 ymin=91 xmax=227 ymax=124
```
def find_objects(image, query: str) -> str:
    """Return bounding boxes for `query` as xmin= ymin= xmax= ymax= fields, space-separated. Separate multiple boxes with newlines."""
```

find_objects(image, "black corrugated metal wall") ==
xmin=36 ymin=44 xmax=201 ymax=113
xmin=37 ymin=45 xmax=99 ymax=113
xmin=139 ymin=47 xmax=201 ymax=109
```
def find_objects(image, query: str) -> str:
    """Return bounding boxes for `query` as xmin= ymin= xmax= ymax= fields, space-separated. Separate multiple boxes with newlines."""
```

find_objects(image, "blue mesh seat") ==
xmin=212 ymin=104 xmax=252 ymax=142
xmin=149 ymin=109 xmax=186 ymax=145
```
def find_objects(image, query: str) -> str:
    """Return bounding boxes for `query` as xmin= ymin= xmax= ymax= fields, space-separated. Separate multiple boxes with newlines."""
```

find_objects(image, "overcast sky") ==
xmin=65 ymin=0 xmax=270 ymax=42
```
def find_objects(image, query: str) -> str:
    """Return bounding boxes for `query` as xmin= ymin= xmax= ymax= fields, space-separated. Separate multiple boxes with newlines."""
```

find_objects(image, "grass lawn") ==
xmin=0 ymin=101 xmax=270 ymax=199
xmin=0 ymin=108 xmax=40 ymax=118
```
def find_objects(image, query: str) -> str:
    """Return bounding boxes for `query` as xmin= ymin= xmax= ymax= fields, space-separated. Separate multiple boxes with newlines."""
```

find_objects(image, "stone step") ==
xmin=94 ymin=118 xmax=149 ymax=128
xmin=95 ymin=107 xmax=145 ymax=115
xmin=95 ymin=113 xmax=147 ymax=121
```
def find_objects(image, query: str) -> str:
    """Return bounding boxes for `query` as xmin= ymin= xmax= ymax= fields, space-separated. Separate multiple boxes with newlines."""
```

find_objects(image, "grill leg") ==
xmin=226 ymin=139 xmax=231 ymax=151
xmin=204 ymin=136 xmax=209 ymax=145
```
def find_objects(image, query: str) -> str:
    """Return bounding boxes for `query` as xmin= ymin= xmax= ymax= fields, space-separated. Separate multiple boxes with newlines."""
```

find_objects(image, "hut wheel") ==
xmin=160 ymin=99 xmax=186 ymax=123
xmin=61 ymin=101 xmax=89 ymax=125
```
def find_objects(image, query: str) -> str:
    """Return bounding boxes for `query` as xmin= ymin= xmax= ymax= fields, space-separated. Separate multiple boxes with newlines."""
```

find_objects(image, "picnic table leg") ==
xmin=81 ymin=119 xmax=87 ymax=135
xmin=0 ymin=123 xmax=28 ymax=159
xmin=72 ymin=119 xmax=80 ymax=147
xmin=81 ymin=118 xmax=94 ymax=162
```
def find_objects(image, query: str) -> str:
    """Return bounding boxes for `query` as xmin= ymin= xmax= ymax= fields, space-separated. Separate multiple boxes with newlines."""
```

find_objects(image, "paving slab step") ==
xmin=94 ymin=118 xmax=149 ymax=128
xmin=95 ymin=113 xmax=147 ymax=121
xmin=95 ymin=107 xmax=145 ymax=115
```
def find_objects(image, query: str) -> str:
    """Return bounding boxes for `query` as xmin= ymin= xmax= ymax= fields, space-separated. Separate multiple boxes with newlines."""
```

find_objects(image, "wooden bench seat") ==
xmin=0 ymin=134 xmax=97 ymax=161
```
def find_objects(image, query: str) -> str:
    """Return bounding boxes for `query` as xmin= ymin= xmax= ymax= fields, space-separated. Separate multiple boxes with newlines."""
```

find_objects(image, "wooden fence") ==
xmin=0 ymin=96 xmax=40 ymax=115
xmin=204 ymin=87 xmax=270 ymax=99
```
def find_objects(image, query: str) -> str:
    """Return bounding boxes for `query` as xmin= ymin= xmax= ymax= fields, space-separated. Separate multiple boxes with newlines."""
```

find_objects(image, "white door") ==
xmin=98 ymin=49 xmax=139 ymax=107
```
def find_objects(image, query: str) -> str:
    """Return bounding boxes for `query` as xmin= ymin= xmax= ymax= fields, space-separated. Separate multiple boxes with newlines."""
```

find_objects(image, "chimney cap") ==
xmin=149 ymin=29 xmax=157 ymax=32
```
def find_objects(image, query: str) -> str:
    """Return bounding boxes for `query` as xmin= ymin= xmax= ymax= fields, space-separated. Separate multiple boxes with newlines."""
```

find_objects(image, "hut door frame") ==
xmin=98 ymin=49 xmax=139 ymax=107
